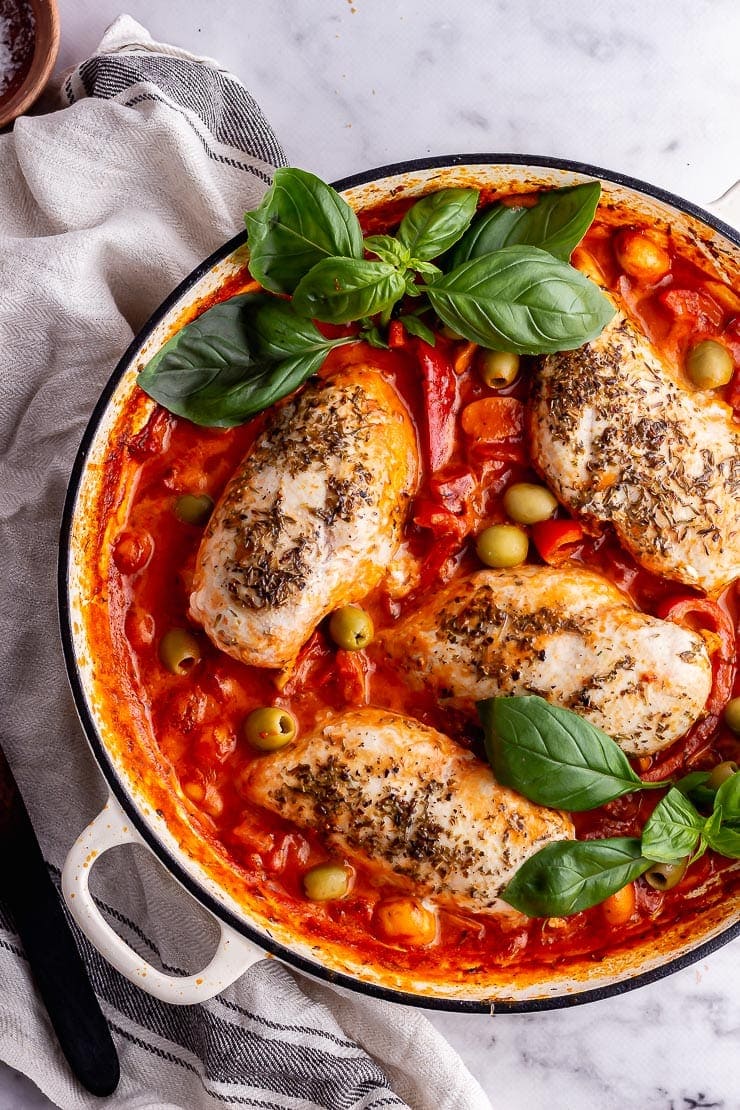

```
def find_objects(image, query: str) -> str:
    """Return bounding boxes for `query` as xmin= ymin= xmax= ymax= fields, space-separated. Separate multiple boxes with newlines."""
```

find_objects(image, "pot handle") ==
xmin=61 ymin=794 xmax=265 ymax=1004
xmin=706 ymin=180 xmax=740 ymax=230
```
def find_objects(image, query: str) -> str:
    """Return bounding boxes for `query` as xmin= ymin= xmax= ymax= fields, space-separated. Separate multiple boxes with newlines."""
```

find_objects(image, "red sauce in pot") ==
xmin=90 ymin=188 xmax=740 ymax=986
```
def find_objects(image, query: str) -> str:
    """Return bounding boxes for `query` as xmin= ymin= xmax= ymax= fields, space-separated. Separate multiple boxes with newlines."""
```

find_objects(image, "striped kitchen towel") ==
xmin=0 ymin=15 xmax=490 ymax=1110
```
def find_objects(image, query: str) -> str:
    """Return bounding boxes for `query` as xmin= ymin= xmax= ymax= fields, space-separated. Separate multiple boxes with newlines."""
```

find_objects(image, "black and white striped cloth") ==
xmin=0 ymin=16 xmax=490 ymax=1110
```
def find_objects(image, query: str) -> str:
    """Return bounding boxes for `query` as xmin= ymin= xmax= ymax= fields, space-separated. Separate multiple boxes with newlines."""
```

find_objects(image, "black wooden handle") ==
xmin=0 ymin=744 xmax=120 ymax=1097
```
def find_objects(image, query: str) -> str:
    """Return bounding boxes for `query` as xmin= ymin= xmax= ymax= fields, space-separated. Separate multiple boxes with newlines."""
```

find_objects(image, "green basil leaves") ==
xmin=641 ymin=788 xmax=707 ymax=862
xmin=426 ymin=246 xmax=614 ymax=355
xmin=481 ymin=696 xmax=740 ymax=916
xmin=479 ymin=695 xmax=659 ymax=810
xmin=503 ymin=838 xmax=650 ymax=918
xmin=396 ymin=187 xmax=479 ymax=261
xmin=245 ymin=167 xmax=364 ymax=293
xmin=451 ymin=180 xmax=600 ymax=265
xmin=140 ymin=168 xmax=613 ymax=427
xmin=137 ymin=294 xmax=353 ymax=427
xmin=293 ymin=258 xmax=407 ymax=324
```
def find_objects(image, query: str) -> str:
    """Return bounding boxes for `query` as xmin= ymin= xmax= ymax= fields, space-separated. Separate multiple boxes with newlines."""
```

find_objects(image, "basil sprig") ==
xmin=140 ymin=168 xmax=614 ymax=427
xmin=137 ymin=294 xmax=353 ymax=427
xmin=450 ymin=180 xmax=600 ymax=265
xmin=479 ymin=696 xmax=665 ymax=810
xmin=503 ymin=838 xmax=650 ymax=918
xmin=480 ymin=696 xmax=740 ymax=917
xmin=245 ymin=167 xmax=364 ymax=293
xmin=426 ymin=246 xmax=613 ymax=355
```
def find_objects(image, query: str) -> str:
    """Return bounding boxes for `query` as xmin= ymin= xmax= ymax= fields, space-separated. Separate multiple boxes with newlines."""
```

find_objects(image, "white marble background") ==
xmin=2 ymin=0 xmax=739 ymax=1107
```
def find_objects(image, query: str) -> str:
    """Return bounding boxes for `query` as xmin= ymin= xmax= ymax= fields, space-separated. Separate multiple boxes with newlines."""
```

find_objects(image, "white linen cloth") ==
xmin=0 ymin=15 xmax=492 ymax=1110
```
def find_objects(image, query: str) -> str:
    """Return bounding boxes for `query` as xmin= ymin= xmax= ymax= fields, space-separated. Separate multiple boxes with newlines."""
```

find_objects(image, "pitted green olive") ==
xmin=477 ymin=350 xmax=520 ymax=389
xmin=723 ymin=698 xmax=740 ymax=735
xmin=644 ymin=858 xmax=689 ymax=892
xmin=686 ymin=340 xmax=733 ymax=390
xmin=243 ymin=707 xmax=297 ymax=751
xmin=159 ymin=628 xmax=202 ymax=675
xmin=707 ymin=760 xmax=739 ymax=788
xmin=475 ymin=524 xmax=529 ymax=568
xmin=174 ymin=493 xmax=214 ymax=525
xmin=303 ymin=862 xmax=352 ymax=901
xmin=328 ymin=605 xmax=374 ymax=650
xmin=503 ymin=482 xmax=558 ymax=525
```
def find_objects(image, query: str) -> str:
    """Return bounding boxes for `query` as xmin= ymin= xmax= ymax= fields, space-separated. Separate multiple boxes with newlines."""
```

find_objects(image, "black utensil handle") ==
xmin=1 ymin=745 xmax=120 ymax=1096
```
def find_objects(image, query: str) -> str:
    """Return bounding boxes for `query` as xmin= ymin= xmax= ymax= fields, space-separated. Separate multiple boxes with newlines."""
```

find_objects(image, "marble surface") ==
xmin=3 ymin=0 xmax=739 ymax=1107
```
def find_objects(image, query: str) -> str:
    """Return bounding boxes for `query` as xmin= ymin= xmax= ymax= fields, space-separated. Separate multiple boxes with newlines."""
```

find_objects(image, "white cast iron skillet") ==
xmin=59 ymin=155 xmax=740 ymax=1010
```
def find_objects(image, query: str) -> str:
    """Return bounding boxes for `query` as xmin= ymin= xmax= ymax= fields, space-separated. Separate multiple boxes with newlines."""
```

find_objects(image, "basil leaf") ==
xmin=137 ymin=294 xmax=349 ymax=427
xmin=364 ymin=235 xmax=410 ymax=268
xmin=426 ymin=246 xmax=615 ymax=354
xmin=245 ymin=167 xmax=363 ymax=294
xmin=714 ymin=771 xmax=740 ymax=821
xmin=704 ymin=811 xmax=740 ymax=859
xmin=398 ymin=314 xmax=436 ymax=345
xmin=451 ymin=181 xmax=600 ymax=265
xmin=242 ymin=295 xmax=352 ymax=361
xmin=479 ymin=695 xmax=646 ymax=811
xmin=293 ymin=257 xmax=406 ymax=324
xmin=397 ymin=188 xmax=479 ymax=261
xmin=641 ymin=789 xmax=705 ymax=863
xmin=503 ymin=837 xmax=649 ymax=917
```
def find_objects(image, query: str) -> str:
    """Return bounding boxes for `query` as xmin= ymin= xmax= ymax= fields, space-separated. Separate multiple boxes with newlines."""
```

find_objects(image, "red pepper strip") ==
xmin=413 ymin=339 xmax=458 ymax=473
xmin=531 ymin=519 xmax=585 ymax=565
xmin=428 ymin=467 xmax=478 ymax=517
xmin=416 ymin=534 xmax=462 ymax=593
xmin=388 ymin=320 xmax=406 ymax=348
xmin=279 ymin=631 xmax=334 ymax=695
xmin=336 ymin=649 xmax=369 ymax=705
xmin=655 ymin=596 xmax=735 ymax=714
xmin=659 ymin=288 xmax=724 ymax=330
xmin=641 ymin=714 xmax=720 ymax=781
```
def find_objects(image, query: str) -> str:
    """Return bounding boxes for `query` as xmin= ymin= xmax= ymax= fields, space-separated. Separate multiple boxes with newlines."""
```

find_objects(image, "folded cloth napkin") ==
xmin=0 ymin=15 xmax=492 ymax=1110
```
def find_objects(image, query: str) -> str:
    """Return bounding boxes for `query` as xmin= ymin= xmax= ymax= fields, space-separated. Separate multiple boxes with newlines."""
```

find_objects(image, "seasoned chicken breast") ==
xmin=380 ymin=565 xmax=712 ymax=756
xmin=190 ymin=368 xmax=418 ymax=670
xmin=239 ymin=707 xmax=573 ymax=912
xmin=529 ymin=309 xmax=740 ymax=594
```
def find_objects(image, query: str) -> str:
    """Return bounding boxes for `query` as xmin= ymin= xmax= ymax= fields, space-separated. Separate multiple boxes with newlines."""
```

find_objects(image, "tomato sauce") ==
xmin=96 ymin=191 xmax=739 ymax=986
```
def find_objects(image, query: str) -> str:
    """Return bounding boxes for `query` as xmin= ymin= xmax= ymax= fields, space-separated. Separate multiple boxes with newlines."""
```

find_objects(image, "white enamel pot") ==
xmin=59 ymin=155 xmax=740 ymax=1011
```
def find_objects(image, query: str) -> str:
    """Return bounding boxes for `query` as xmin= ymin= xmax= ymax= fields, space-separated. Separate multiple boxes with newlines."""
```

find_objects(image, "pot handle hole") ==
xmin=61 ymin=794 xmax=265 ymax=1005
xmin=707 ymin=180 xmax=740 ymax=231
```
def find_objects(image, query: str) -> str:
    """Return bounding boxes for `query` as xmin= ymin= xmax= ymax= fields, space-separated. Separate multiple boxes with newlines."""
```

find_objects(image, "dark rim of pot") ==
xmin=58 ymin=153 xmax=740 ymax=1015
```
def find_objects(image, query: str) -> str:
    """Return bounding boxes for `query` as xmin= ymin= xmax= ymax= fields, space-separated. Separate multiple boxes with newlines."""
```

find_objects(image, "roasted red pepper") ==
xmin=413 ymin=339 xmax=458 ymax=473
xmin=336 ymin=649 xmax=369 ymax=705
xmin=655 ymin=595 xmax=735 ymax=714
xmin=531 ymin=519 xmax=585 ymax=565
xmin=387 ymin=320 xmax=406 ymax=348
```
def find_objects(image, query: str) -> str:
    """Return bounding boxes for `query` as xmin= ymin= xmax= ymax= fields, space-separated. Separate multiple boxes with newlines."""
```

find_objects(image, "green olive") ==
xmin=685 ymin=340 xmax=734 ymax=390
xmin=328 ymin=605 xmax=374 ymax=650
xmin=503 ymin=482 xmax=558 ymax=525
xmin=478 ymin=350 xmax=520 ymax=389
xmin=174 ymin=493 xmax=214 ymax=525
xmin=723 ymin=697 xmax=740 ymax=735
xmin=475 ymin=524 xmax=529 ymax=568
xmin=303 ymin=862 xmax=352 ymax=901
xmin=159 ymin=628 xmax=202 ymax=675
xmin=707 ymin=760 xmax=739 ymax=788
xmin=644 ymin=857 xmax=689 ymax=892
xmin=243 ymin=707 xmax=297 ymax=751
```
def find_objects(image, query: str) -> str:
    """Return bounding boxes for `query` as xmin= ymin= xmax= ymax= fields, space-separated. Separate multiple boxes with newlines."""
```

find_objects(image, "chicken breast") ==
xmin=380 ymin=565 xmax=712 ymax=756
xmin=190 ymin=367 xmax=418 ymax=670
xmin=528 ymin=309 xmax=740 ymax=594
xmin=239 ymin=707 xmax=573 ymax=912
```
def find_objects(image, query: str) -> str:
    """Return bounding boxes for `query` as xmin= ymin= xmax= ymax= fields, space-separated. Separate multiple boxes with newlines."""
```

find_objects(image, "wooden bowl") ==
xmin=0 ymin=0 xmax=60 ymax=129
